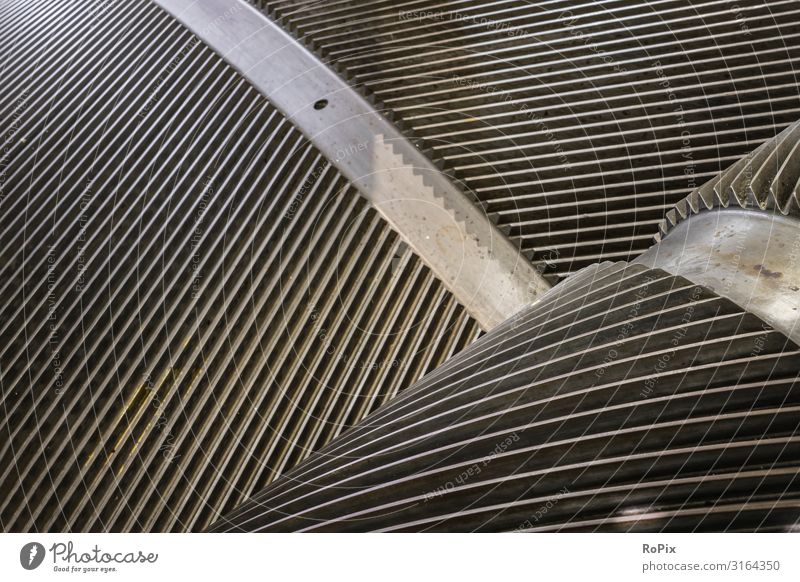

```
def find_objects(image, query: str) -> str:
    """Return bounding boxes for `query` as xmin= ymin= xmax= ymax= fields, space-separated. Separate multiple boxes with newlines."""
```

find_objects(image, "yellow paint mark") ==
xmin=83 ymin=383 xmax=145 ymax=470
xmin=84 ymin=365 xmax=206 ymax=474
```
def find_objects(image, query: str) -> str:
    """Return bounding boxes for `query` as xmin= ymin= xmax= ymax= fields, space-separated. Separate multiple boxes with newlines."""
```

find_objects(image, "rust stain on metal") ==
xmin=754 ymin=264 xmax=783 ymax=279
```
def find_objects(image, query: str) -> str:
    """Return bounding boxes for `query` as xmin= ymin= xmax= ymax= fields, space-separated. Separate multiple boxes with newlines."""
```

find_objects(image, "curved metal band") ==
xmin=153 ymin=0 xmax=550 ymax=329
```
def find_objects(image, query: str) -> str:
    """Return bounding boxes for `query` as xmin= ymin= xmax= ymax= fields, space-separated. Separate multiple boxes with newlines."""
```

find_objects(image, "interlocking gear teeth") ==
xmin=250 ymin=2 xmax=521 ymax=261
xmin=657 ymin=120 xmax=800 ymax=242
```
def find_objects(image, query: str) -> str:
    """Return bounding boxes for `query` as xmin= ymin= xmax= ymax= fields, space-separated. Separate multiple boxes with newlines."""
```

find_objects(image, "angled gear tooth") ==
xmin=733 ymin=132 xmax=785 ymax=207
xmin=708 ymin=153 xmax=745 ymax=206
xmin=770 ymin=133 xmax=800 ymax=212
xmin=666 ymin=208 xmax=679 ymax=228
xmin=685 ymin=189 xmax=701 ymax=214
xmin=748 ymin=124 xmax=800 ymax=212
xmin=674 ymin=198 xmax=689 ymax=221
xmin=696 ymin=180 xmax=719 ymax=209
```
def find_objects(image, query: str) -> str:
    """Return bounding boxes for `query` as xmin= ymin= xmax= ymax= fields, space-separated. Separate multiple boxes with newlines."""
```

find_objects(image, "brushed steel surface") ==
xmin=636 ymin=209 xmax=800 ymax=345
xmin=639 ymin=118 xmax=800 ymax=344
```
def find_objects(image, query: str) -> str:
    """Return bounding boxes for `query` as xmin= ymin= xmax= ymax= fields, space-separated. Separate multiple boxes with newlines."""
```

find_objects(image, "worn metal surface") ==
xmin=638 ymin=119 xmax=800 ymax=344
xmin=155 ymin=0 xmax=550 ymax=330
xmin=0 ymin=0 xmax=481 ymax=532
xmin=257 ymin=0 xmax=800 ymax=281
xmin=212 ymin=262 xmax=800 ymax=532
xmin=636 ymin=209 xmax=800 ymax=345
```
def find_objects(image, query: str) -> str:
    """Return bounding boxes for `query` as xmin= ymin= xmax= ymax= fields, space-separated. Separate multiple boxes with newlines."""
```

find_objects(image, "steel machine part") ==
xmin=212 ymin=260 xmax=800 ymax=532
xmin=212 ymin=123 xmax=800 ymax=533
xmin=0 ymin=0 xmax=484 ymax=532
xmin=256 ymin=0 xmax=800 ymax=281
xmin=155 ymin=0 xmax=550 ymax=330
xmin=636 ymin=120 xmax=800 ymax=345
xmin=2 ymin=0 xmax=800 ymax=533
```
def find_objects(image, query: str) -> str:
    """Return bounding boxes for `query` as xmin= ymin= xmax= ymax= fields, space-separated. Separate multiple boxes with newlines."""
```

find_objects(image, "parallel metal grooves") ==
xmin=0 ymin=0 xmax=480 ymax=532
xmin=212 ymin=262 xmax=800 ymax=532
xmin=658 ymin=118 xmax=800 ymax=239
xmin=256 ymin=0 xmax=800 ymax=282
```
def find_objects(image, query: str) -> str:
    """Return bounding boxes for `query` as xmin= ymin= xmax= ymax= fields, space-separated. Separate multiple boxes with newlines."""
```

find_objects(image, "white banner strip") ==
xmin=1 ymin=533 xmax=798 ymax=581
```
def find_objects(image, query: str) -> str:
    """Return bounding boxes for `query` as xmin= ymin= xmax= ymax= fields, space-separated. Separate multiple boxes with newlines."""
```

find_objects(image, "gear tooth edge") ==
xmin=666 ymin=208 xmax=678 ymax=226
xmin=698 ymin=181 xmax=718 ymax=209
xmin=791 ymin=188 xmax=800 ymax=214
xmin=714 ymin=182 xmax=730 ymax=205
xmin=675 ymin=198 xmax=689 ymax=220
xmin=769 ymin=179 xmax=789 ymax=212
xmin=686 ymin=189 xmax=700 ymax=213
xmin=658 ymin=119 xmax=800 ymax=241
xmin=744 ymin=187 xmax=762 ymax=210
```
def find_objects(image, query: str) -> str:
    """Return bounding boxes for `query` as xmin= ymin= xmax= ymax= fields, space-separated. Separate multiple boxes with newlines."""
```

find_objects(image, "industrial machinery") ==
xmin=1 ymin=0 xmax=799 ymax=532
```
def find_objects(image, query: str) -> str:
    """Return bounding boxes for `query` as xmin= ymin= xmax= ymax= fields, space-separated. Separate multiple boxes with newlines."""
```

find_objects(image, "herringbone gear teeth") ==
xmin=212 ymin=262 xmax=800 ymax=532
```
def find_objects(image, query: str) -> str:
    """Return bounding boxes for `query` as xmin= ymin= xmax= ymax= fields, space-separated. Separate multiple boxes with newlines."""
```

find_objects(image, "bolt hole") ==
xmin=313 ymin=99 xmax=328 ymax=110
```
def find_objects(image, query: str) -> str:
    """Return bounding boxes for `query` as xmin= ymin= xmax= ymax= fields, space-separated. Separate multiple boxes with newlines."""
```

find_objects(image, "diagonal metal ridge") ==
xmin=657 ymin=119 xmax=800 ymax=242
xmin=381 ymin=134 xmax=485 ymax=234
xmin=154 ymin=0 xmax=549 ymax=330
xmin=259 ymin=0 xmax=800 ymax=283
xmin=255 ymin=0 xmax=500 ymax=228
